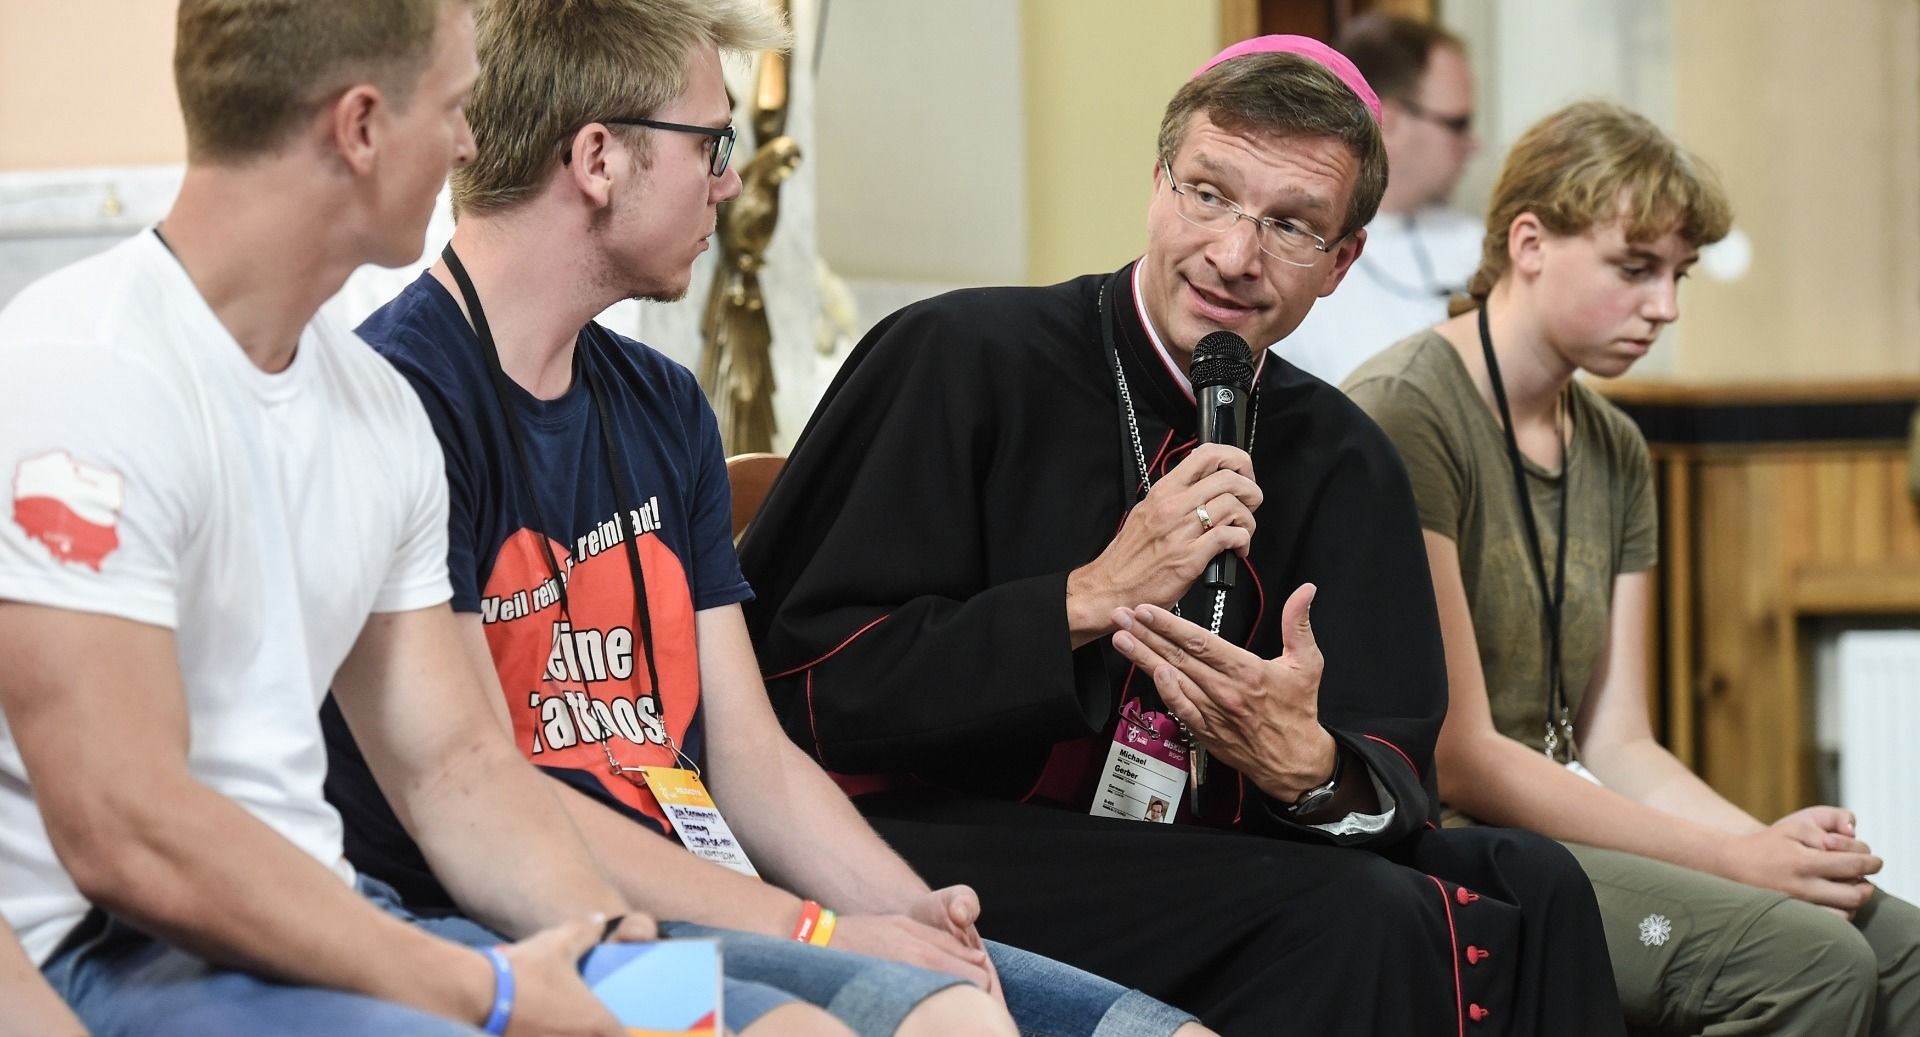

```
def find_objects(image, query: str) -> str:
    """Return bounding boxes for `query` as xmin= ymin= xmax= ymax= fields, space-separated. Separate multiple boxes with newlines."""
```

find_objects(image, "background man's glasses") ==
xmin=1395 ymin=98 xmax=1473 ymax=137
xmin=1161 ymin=160 xmax=1340 ymax=268
xmin=563 ymin=118 xmax=737 ymax=177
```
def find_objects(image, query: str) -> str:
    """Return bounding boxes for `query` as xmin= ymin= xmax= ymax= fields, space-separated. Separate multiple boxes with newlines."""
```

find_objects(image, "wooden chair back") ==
xmin=726 ymin=452 xmax=786 ymax=540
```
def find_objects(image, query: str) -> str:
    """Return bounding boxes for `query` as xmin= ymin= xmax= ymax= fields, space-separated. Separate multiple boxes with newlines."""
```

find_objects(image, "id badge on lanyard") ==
xmin=639 ymin=767 xmax=760 ymax=877
xmin=1090 ymin=699 xmax=1188 ymax=824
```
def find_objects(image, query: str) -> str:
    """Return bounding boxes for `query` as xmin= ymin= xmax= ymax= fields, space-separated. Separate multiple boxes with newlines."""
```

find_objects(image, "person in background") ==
xmin=1284 ymin=13 xmax=1481 ymax=386
xmin=1345 ymin=99 xmax=1920 ymax=1036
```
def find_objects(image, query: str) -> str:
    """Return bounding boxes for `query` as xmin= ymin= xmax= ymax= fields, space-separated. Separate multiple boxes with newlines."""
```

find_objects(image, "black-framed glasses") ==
xmin=1395 ymin=98 xmax=1473 ymax=137
xmin=1160 ymin=160 xmax=1341 ymax=268
xmin=565 ymin=118 xmax=737 ymax=176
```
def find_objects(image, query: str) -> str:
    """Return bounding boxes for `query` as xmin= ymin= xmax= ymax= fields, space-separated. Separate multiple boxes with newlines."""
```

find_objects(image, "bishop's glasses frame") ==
xmin=1159 ymin=159 xmax=1342 ymax=268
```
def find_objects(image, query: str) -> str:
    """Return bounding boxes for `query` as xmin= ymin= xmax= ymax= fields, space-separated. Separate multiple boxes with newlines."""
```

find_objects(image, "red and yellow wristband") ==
xmin=791 ymin=899 xmax=838 ymax=947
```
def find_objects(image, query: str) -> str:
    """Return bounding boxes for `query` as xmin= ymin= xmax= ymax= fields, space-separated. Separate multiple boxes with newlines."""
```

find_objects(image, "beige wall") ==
xmin=1669 ymin=0 xmax=1920 ymax=382
xmin=0 ymin=1 xmax=184 ymax=170
xmin=814 ymin=0 xmax=1027 ymax=283
xmin=1022 ymin=1 xmax=1219 ymax=284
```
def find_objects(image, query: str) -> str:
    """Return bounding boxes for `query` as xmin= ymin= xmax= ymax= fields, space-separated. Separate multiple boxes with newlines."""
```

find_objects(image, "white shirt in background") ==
xmin=1281 ymin=205 xmax=1483 ymax=387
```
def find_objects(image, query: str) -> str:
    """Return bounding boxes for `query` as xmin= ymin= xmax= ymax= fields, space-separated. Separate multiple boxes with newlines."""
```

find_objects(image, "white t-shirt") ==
xmin=0 ymin=231 xmax=452 ymax=965
xmin=1280 ymin=205 xmax=1483 ymax=387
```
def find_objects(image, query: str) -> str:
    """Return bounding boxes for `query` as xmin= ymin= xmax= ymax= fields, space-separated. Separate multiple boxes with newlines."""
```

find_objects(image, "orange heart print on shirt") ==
xmin=480 ymin=523 xmax=703 ymax=830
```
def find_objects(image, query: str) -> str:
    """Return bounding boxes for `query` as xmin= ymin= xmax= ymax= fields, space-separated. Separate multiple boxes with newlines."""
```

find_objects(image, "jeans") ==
xmin=658 ymin=924 xmax=1195 ymax=1036
xmin=37 ymin=879 xmax=814 ymax=1036
xmin=40 ymin=878 xmax=1193 ymax=1037
xmin=989 ymin=939 xmax=1197 ymax=1037
xmin=662 ymin=921 xmax=960 ymax=1035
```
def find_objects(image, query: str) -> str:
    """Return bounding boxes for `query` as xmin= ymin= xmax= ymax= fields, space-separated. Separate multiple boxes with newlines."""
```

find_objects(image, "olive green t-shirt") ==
xmin=1343 ymin=331 xmax=1657 ymax=753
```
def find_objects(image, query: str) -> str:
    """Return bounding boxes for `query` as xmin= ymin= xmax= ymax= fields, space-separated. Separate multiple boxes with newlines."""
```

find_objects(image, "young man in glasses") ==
xmin=1283 ymin=14 xmax=1485 ymax=386
xmin=0 ymin=1 xmax=670 ymax=1034
xmin=321 ymin=2 xmax=1206 ymax=1035
xmin=741 ymin=36 xmax=1623 ymax=1036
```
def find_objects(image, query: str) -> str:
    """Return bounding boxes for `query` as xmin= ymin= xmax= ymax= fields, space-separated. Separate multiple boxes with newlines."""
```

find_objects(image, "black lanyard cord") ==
xmin=440 ymin=244 xmax=664 ymax=713
xmin=1476 ymin=304 xmax=1573 ymax=759
xmin=582 ymin=348 xmax=665 ymax=709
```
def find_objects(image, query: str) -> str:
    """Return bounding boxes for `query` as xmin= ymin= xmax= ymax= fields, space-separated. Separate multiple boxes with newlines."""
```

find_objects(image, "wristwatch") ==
xmin=1282 ymin=748 xmax=1344 ymax=818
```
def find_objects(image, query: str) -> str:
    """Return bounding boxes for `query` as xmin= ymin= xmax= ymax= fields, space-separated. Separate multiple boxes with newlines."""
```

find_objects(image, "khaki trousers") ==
xmin=1563 ymin=841 xmax=1920 ymax=1036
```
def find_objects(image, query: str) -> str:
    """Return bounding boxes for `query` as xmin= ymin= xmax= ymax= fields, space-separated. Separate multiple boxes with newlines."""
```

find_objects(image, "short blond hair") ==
xmin=1466 ymin=101 xmax=1732 ymax=301
xmin=454 ymin=0 xmax=790 ymax=217
xmin=174 ymin=0 xmax=461 ymax=162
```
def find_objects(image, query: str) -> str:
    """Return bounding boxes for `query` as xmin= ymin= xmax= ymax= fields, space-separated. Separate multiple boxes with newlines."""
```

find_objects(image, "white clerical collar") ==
xmin=1130 ymin=260 xmax=1265 ymax=404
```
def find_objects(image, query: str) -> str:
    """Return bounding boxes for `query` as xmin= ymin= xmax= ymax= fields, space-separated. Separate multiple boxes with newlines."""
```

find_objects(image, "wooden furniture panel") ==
xmin=1609 ymin=379 xmax=1920 ymax=823
xmin=1671 ymin=449 xmax=1919 ymax=821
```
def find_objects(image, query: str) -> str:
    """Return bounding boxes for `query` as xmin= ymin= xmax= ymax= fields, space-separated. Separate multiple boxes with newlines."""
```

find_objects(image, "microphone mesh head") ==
xmin=1191 ymin=331 xmax=1254 ymax=391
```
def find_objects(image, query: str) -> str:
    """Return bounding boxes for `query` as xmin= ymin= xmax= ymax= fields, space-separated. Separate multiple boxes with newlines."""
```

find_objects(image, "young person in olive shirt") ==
xmin=1346 ymin=100 xmax=1920 ymax=1037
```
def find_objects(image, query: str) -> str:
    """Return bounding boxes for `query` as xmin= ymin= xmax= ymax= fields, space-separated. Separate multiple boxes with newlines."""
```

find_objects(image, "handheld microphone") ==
xmin=1191 ymin=331 xmax=1254 ymax=590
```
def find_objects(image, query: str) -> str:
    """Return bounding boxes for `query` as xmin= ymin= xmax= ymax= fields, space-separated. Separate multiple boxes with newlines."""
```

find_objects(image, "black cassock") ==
xmin=741 ymin=264 xmax=1622 ymax=1036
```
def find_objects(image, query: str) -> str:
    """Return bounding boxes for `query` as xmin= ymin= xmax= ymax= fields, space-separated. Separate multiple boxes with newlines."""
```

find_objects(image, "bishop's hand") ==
xmin=1066 ymin=443 xmax=1261 ymax=648
xmin=1108 ymin=583 xmax=1337 ymax=804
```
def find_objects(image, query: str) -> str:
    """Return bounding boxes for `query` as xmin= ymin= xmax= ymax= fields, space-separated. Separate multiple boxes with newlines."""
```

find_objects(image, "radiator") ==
xmin=1836 ymin=630 xmax=1920 ymax=905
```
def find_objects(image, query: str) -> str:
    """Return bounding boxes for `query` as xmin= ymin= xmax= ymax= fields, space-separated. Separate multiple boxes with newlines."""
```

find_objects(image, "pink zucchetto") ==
xmin=1193 ymin=35 xmax=1382 ymax=124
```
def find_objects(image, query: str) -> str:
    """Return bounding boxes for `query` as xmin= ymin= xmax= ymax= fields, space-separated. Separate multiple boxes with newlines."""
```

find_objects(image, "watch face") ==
xmin=1286 ymin=751 xmax=1343 ymax=818
xmin=1288 ymin=785 xmax=1336 ymax=817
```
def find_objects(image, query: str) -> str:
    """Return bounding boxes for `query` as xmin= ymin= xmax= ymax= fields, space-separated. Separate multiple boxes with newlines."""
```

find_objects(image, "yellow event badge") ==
xmin=638 ymin=767 xmax=760 ymax=877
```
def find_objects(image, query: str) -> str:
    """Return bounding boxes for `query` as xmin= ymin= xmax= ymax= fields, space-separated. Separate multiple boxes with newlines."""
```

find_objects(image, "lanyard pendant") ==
xmin=1189 ymin=745 xmax=1207 ymax=802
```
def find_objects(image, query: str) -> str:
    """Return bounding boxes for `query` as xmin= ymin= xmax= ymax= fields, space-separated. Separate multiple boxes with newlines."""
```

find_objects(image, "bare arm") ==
xmin=696 ymin=604 xmax=935 ymax=911
xmin=452 ymin=610 xmax=996 ymax=987
xmin=693 ymin=605 xmax=996 ymax=987
xmin=1423 ymin=536 xmax=1876 ymax=911
xmin=0 ymin=916 xmax=84 ymax=1037
xmin=0 ymin=603 xmax=492 ymax=1023
xmin=1573 ymin=572 xmax=1762 ymax=834
xmin=330 ymin=603 xmax=628 ymax=938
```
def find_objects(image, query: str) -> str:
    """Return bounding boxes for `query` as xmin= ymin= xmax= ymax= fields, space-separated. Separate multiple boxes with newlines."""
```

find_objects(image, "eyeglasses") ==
xmin=1160 ymin=160 xmax=1341 ymax=268
xmin=564 ymin=118 xmax=737 ymax=177
xmin=1395 ymin=98 xmax=1473 ymax=137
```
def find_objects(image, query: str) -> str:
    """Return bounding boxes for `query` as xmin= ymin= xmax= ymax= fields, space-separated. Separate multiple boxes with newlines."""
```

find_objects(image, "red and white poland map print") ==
xmin=12 ymin=450 xmax=124 ymax=572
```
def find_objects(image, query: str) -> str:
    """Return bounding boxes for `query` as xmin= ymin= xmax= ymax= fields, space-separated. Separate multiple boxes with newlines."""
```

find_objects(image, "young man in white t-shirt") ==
xmin=0 ymin=2 xmax=697 ymax=1034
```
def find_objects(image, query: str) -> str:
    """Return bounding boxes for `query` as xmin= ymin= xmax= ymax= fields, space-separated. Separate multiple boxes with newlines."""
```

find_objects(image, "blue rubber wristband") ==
xmin=481 ymin=945 xmax=515 ymax=1035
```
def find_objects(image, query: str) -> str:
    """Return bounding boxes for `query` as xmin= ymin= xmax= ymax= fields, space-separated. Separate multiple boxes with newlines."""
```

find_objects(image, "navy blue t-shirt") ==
xmin=322 ymin=272 xmax=750 ymax=910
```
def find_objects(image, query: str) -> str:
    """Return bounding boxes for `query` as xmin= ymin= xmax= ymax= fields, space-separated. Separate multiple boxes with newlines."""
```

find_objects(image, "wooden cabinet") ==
xmin=1604 ymin=380 xmax=1920 ymax=822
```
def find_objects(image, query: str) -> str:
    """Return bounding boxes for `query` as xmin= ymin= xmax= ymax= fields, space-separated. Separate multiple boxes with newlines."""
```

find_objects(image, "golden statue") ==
xmin=699 ymin=4 xmax=798 ymax=454
xmin=699 ymin=134 xmax=801 ymax=454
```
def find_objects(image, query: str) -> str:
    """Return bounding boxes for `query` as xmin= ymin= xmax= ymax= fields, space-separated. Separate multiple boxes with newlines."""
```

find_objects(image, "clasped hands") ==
xmin=1068 ymin=444 xmax=1336 ymax=803
xmin=1724 ymin=806 xmax=1884 ymax=918
xmin=835 ymin=885 xmax=1003 ymax=1001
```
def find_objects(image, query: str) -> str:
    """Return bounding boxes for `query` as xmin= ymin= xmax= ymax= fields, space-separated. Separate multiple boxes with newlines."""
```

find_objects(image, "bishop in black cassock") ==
xmin=742 ymin=40 xmax=1623 ymax=1037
